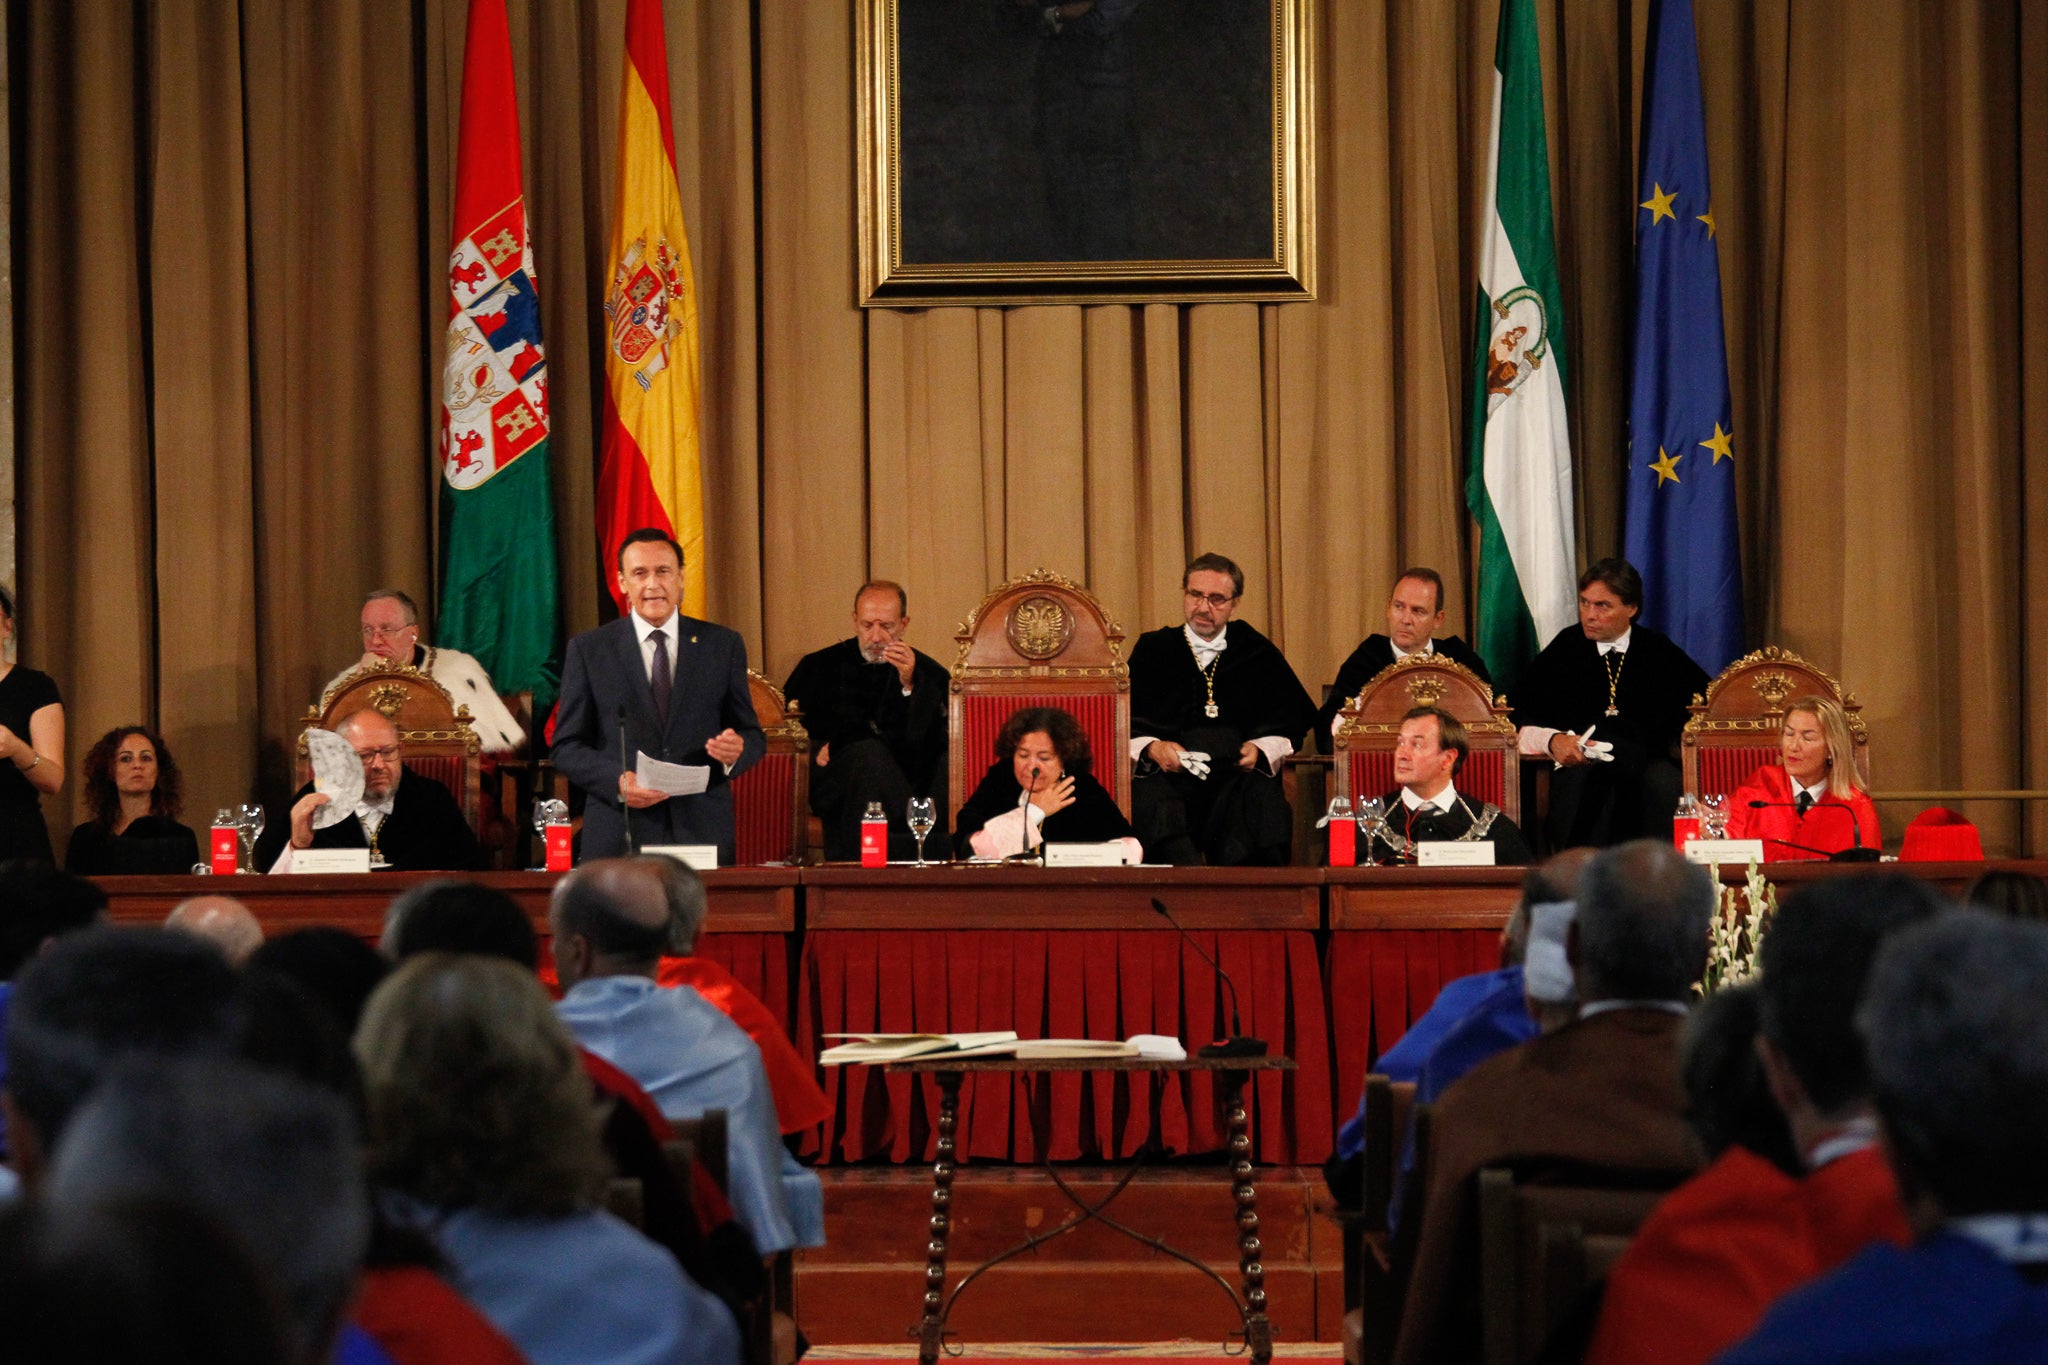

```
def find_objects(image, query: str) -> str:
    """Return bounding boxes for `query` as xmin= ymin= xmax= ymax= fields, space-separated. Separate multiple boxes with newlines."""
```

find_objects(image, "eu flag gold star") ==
xmin=1641 ymin=183 xmax=1678 ymax=224
xmin=1697 ymin=207 xmax=1717 ymax=238
xmin=1699 ymin=423 xmax=1734 ymax=464
xmin=1650 ymin=447 xmax=1682 ymax=485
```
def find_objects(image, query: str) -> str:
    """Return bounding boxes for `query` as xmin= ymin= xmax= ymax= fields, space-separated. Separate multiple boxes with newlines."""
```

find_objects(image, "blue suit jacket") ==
xmin=552 ymin=614 xmax=765 ymax=863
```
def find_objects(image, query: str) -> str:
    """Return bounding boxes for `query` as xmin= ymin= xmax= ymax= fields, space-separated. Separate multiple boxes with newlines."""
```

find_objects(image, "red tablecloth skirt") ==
xmin=798 ymin=929 xmax=1332 ymax=1165
xmin=1325 ymin=929 xmax=1500 ymax=1129
xmin=689 ymin=932 xmax=792 ymax=1035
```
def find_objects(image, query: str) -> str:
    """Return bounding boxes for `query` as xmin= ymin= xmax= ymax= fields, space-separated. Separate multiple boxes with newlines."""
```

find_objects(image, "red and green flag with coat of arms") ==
xmin=438 ymin=0 xmax=559 ymax=705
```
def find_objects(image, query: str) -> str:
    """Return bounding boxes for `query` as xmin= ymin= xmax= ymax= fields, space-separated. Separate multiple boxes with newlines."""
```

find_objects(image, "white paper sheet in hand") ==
xmin=636 ymin=752 xmax=710 ymax=796
xmin=303 ymin=728 xmax=364 ymax=830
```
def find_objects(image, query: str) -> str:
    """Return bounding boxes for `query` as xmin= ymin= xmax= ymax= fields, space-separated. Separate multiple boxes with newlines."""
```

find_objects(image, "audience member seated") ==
xmin=165 ymin=894 xmax=265 ymax=966
xmin=1360 ymin=706 xmax=1533 ymax=865
xmin=62 ymin=725 xmax=200 ymax=875
xmin=44 ymin=1057 xmax=371 ymax=1365
xmin=551 ymin=859 xmax=821 ymax=1255
xmin=783 ymin=579 xmax=950 ymax=861
xmin=247 ymin=927 xmax=392 ymax=1037
xmin=255 ymin=709 xmax=481 ymax=873
xmin=1314 ymin=567 xmax=1492 ymax=753
xmin=1724 ymin=696 xmax=1882 ymax=860
xmin=1392 ymin=840 xmax=1709 ymax=1365
xmin=954 ymin=705 xmax=1142 ymax=863
xmin=335 ymin=588 xmax=526 ymax=754
xmin=1328 ymin=848 xmax=1591 ymax=1202
xmin=358 ymin=953 xmax=740 ymax=1365
xmin=647 ymin=857 xmax=832 ymax=1136
xmin=1588 ymin=875 xmax=1943 ymax=1364
xmin=381 ymin=877 xmax=540 ymax=966
xmin=1721 ymin=912 xmax=2048 ymax=1364
xmin=1964 ymin=868 xmax=2048 ymax=923
xmin=3 ymin=927 xmax=239 ymax=1189
xmin=0 ymin=1197 xmax=295 ymax=1364
xmin=0 ymin=862 xmax=107 ymax=1165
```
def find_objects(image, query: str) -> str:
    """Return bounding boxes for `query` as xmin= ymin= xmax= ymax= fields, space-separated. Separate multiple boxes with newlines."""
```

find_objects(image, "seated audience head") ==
xmin=1858 ymin=912 xmax=2048 ymax=1225
xmin=1573 ymin=839 xmax=1714 ymax=1005
xmin=1393 ymin=705 xmax=1467 ymax=799
xmin=165 ymin=895 xmax=265 ymax=966
xmin=4 ymin=928 xmax=239 ymax=1185
xmin=382 ymin=878 xmax=537 ymax=968
xmin=47 ymin=1057 xmax=369 ymax=1363
xmin=853 ymin=580 xmax=911 ymax=663
xmin=641 ymin=854 xmax=710 ymax=956
xmin=1756 ymin=874 xmax=1948 ymax=1152
xmin=548 ymin=858 xmax=671 ymax=989
xmin=615 ymin=528 xmax=686 ymax=628
xmin=335 ymin=709 xmax=403 ymax=804
xmin=1502 ymin=846 xmax=1597 ymax=967
xmin=245 ymin=928 xmax=389 ymax=1037
xmin=232 ymin=971 xmax=364 ymax=1118
xmin=0 ymin=861 xmax=107 ymax=981
xmin=80 ymin=725 xmax=183 ymax=827
xmin=1385 ymin=568 xmax=1446 ymax=653
xmin=996 ymin=705 xmax=1093 ymax=783
xmin=0 ymin=1198 xmax=293 ymax=1365
xmin=1181 ymin=551 xmax=1244 ymax=640
xmin=1576 ymin=557 xmax=1643 ymax=643
xmin=359 ymin=588 xmax=421 ymax=663
xmin=1680 ymin=983 xmax=1799 ymax=1173
xmin=355 ymin=953 xmax=608 ymax=1217
xmin=1779 ymin=694 xmax=1863 ymax=799
xmin=1963 ymin=868 xmax=2048 ymax=924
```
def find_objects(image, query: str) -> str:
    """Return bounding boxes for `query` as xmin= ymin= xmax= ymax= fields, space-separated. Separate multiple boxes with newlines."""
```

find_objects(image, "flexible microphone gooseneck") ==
xmin=1746 ymin=799 xmax=1880 ymax=862
xmin=1000 ymin=765 xmax=1043 ymax=865
xmin=1151 ymin=897 xmax=1268 ymax=1059
xmin=618 ymin=704 xmax=638 ymax=856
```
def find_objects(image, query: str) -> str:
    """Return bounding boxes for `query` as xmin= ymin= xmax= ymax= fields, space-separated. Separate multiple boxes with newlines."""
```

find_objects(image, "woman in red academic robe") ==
xmin=1726 ymin=696 xmax=1881 ymax=860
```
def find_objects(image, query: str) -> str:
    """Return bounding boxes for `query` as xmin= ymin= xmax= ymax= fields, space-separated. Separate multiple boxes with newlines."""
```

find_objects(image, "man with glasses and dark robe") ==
xmin=1127 ymin=553 xmax=1315 ymax=866
xmin=255 ymin=709 xmax=481 ymax=871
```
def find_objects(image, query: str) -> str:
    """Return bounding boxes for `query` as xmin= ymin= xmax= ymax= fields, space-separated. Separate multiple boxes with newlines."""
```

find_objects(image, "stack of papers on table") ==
xmin=818 ymin=1031 xmax=1019 ymax=1064
xmin=820 ymin=1031 xmax=1183 ymax=1064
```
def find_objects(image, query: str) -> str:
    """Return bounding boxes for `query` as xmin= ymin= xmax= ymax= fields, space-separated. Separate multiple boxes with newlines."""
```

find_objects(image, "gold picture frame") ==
xmin=857 ymin=0 xmax=1316 ymax=308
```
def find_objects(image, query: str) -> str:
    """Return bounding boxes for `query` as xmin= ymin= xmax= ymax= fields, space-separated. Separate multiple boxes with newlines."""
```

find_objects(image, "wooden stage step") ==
xmin=797 ymin=1164 xmax=1345 ymax=1346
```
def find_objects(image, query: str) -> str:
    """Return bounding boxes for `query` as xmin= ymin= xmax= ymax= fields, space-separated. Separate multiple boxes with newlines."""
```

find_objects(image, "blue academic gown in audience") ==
xmin=558 ymin=975 xmax=823 ymax=1253
xmin=1336 ymin=966 xmax=1521 ymax=1159
xmin=1716 ymin=1231 xmax=2048 ymax=1364
xmin=333 ymin=1325 xmax=401 ymax=1365
xmin=401 ymin=1199 xmax=739 ymax=1365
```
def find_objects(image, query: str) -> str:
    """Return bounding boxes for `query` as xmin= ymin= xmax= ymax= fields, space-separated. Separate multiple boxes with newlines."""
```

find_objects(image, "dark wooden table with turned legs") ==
xmin=884 ymin=1055 xmax=1298 ymax=1364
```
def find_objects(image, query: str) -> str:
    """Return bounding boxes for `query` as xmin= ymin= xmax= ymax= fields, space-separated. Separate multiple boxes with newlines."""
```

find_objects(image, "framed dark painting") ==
xmin=858 ymin=0 xmax=1316 ymax=307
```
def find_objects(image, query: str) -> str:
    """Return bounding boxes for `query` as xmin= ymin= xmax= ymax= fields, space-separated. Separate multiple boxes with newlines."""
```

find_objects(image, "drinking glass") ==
xmin=1356 ymin=796 xmax=1387 ymax=841
xmin=236 ymin=802 xmax=266 ymax=874
xmin=907 ymin=797 xmax=937 ymax=867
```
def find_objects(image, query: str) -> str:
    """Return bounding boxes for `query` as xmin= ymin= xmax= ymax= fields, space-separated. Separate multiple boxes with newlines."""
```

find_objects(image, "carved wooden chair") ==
xmin=732 ymin=670 xmax=811 ymax=865
xmin=1331 ymin=655 xmax=1520 ymax=822
xmin=297 ymin=659 xmax=484 ymax=838
xmin=948 ymin=569 xmax=1131 ymax=824
xmin=1681 ymin=646 xmax=1869 ymax=800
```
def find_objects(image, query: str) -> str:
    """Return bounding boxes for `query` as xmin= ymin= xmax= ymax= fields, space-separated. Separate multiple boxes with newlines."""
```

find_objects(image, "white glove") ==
xmin=1179 ymin=750 xmax=1212 ymax=780
xmin=1582 ymin=739 xmax=1615 ymax=763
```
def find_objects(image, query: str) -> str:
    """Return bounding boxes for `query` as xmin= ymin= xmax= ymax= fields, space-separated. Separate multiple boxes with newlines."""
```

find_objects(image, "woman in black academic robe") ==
xmin=953 ymin=705 xmax=1142 ymax=861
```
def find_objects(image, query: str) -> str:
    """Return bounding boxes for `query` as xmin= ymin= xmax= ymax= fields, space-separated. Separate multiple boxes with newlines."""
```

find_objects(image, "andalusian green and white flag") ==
xmin=1464 ymin=0 xmax=1577 ymax=693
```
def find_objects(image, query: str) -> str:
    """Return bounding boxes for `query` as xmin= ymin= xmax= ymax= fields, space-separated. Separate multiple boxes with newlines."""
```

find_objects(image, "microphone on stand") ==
xmin=1004 ymin=765 xmax=1043 ymax=865
xmin=618 ymin=705 xmax=638 ymax=856
xmin=1746 ymin=799 xmax=1880 ymax=862
xmin=1151 ymin=897 xmax=1268 ymax=1059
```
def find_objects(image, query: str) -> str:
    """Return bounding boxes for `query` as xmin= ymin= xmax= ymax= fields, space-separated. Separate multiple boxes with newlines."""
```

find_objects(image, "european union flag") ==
xmin=1622 ymin=0 xmax=1743 ymax=672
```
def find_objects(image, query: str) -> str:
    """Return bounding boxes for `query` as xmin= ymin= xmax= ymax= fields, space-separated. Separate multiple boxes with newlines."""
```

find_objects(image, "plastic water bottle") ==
xmin=211 ymin=809 xmax=241 ymax=876
xmin=1324 ymin=795 xmax=1357 ymax=867
xmin=860 ymin=801 xmax=888 ymax=868
xmin=1673 ymin=792 xmax=1701 ymax=852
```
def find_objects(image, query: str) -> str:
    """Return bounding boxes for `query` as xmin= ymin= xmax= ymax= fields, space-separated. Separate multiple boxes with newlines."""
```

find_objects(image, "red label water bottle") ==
xmin=1673 ymin=793 xmax=1701 ymax=852
xmin=211 ymin=821 xmax=240 ymax=875
xmin=1329 ymin=818 xmax=1356 ymax=867
xmin=545 ymin=823 xmax=573 ymax=872
xmin=860 ymin=802 xmax=887 ymax=868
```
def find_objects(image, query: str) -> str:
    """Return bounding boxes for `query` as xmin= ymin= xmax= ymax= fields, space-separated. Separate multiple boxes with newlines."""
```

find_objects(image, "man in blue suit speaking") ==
xmin=553 ymin=529 xmax=764 ymax=863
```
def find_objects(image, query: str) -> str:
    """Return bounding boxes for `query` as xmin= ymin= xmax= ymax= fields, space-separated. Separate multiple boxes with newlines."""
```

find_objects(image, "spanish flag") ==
xmin=598 ymin=0 xmax=704 ymax=615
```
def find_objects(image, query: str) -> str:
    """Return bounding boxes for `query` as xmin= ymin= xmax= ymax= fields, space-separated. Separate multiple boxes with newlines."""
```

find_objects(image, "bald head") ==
xmin=165 ymin=896 xmax=265 ymax=966
xmin=548 ymin=858 xmax=672 ymax=989
xmin=336 ymin=710 xmax=402 ymax=801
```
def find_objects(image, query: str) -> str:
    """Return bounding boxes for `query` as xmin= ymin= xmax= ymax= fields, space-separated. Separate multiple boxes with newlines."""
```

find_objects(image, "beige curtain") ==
xmin=12 ymin=0 xmax=2046 ymax=854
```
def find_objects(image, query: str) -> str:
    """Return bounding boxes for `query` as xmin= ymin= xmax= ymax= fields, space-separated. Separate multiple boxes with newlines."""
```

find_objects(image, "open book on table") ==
xmin=819 ymin=1031 xmax=1184 ymax=1065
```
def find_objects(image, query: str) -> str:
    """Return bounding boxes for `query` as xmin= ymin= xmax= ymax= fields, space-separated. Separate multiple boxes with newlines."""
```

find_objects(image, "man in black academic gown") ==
xmin=1314 ymin=567 xmax=1492 ymax=752
xmin=782 ymin=580 xmax=950 ymax=860
xmin=1128 ymin=552 xmax=1316 ymax=866
xmin=1511 ymin=557 xmax=1710 ymax=849
xmin=1362 ymin=706 xmax=1531 ymax=865
xmin=256 ymin=709 xmax=481 ymax=871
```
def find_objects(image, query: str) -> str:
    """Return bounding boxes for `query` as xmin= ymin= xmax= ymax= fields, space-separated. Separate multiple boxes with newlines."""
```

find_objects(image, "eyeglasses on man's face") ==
xmin=1183 ymin=590 xmax=1239 ymax=609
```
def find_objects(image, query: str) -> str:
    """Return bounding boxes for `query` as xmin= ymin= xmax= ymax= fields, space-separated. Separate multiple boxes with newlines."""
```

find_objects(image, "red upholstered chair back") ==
xmin=948 ymin=570 xmax=1130 ymax=822
xmin=733 ymin=671 xmax=810 ymax=865
xmin=1332 ymin=655 xmax=1518 ymax=821
xmin=1682 ymin=646 xmax=1869 ymax=800
xmin=297 ymin=660 xmax=483 ymax=831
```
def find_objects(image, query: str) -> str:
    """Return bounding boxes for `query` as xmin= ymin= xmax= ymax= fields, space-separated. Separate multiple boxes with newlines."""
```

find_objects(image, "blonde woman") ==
xmin=1725 ymin=696 xmax=1880 ymax=860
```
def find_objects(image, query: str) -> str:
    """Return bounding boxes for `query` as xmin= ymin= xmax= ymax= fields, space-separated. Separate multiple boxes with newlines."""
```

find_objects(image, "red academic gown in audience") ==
xmin=656 ymin=955 xmax=832 ymax=1134
xmin=351 ymin=1265 xmax=531 ymax=1365
xmin=1584 ymin=1144 xmax=1910 ymax=1365
xmin=1725 ymin=766 xmax=1883 ymax=861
